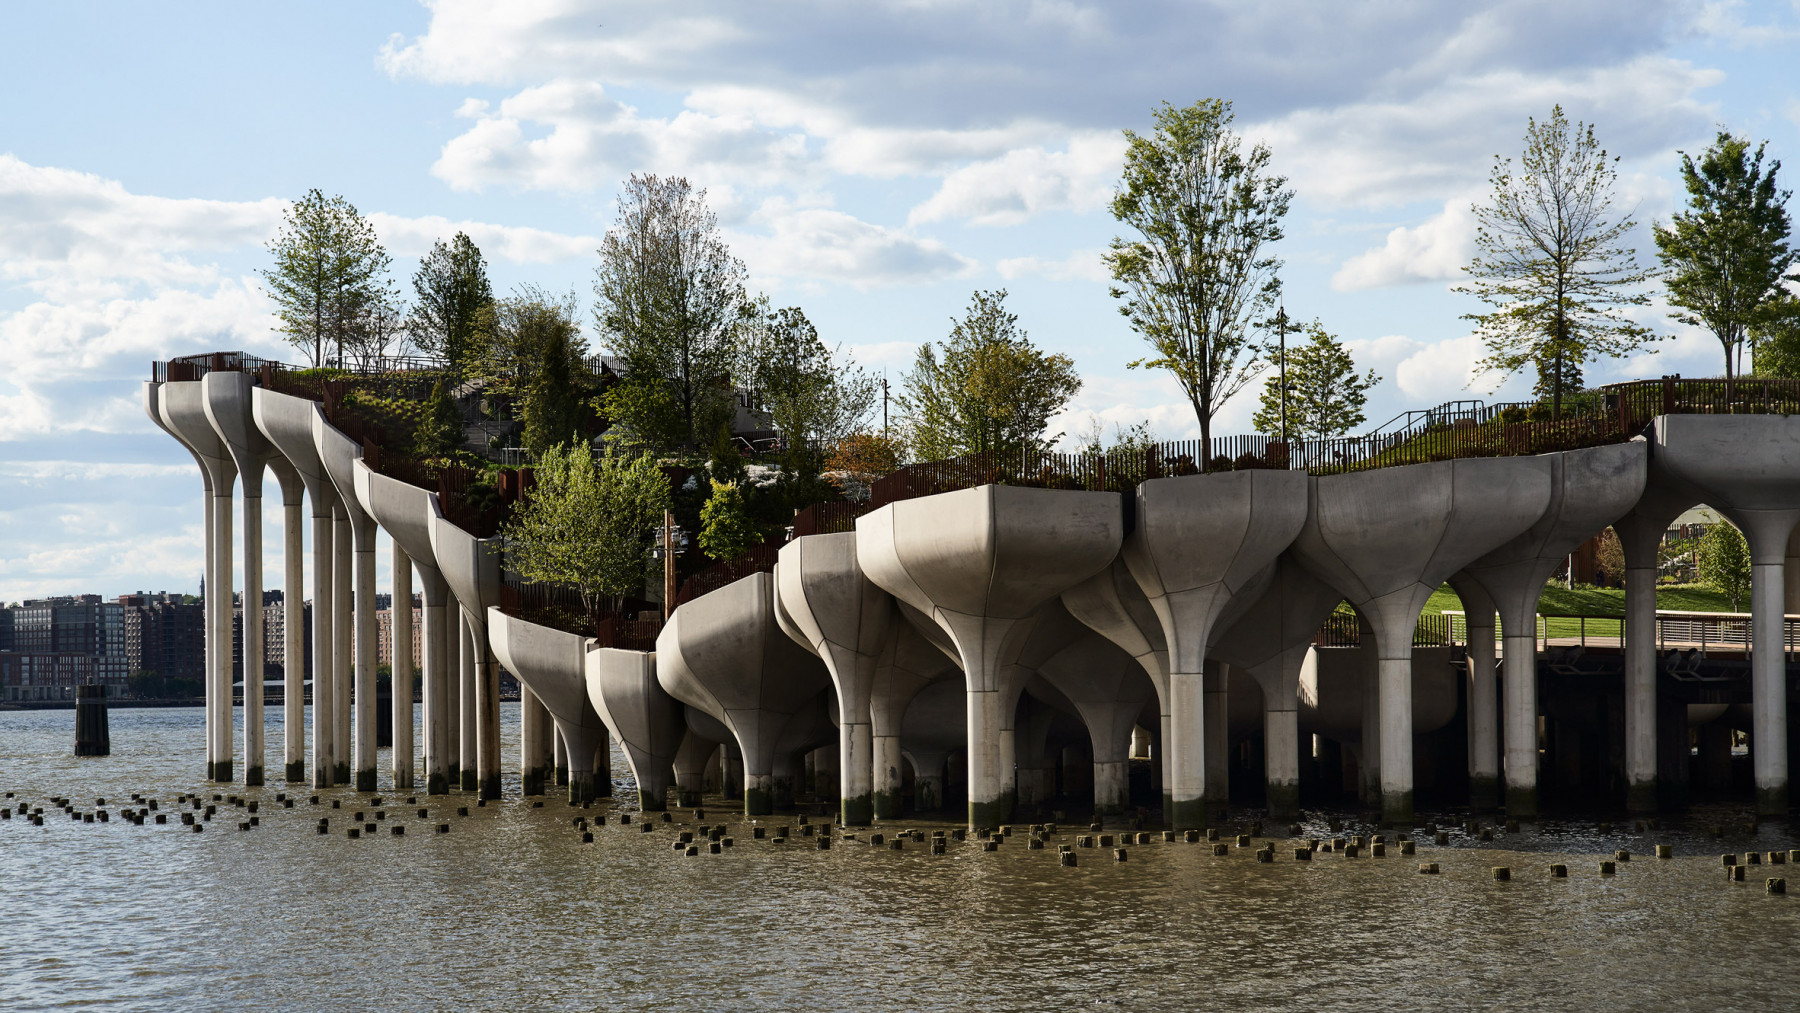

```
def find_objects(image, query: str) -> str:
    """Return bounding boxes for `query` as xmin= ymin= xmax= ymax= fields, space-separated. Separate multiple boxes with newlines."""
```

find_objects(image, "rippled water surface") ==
xmin=3 ymin=705 xmax=1799 ymax=1012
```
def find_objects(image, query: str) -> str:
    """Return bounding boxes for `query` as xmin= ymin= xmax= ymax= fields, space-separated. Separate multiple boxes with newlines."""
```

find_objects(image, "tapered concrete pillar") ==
xmin=1446 ymin=573 xmax=1500 ymax=809
xmin=1063 ymin=557 xmax=1171 ymax=819
xmin=870 ymin=608 xmax=959 ymax=819
xmin=458 ymin=610 xmax=477 ymax=790
xmin=1013 ymin=693 xmax=1061 ymax=807
xmin=251 ymin=387 xmax=339 ymax=787
xmin=271 ymin=459 xmax=307 ymax=783
xmin=586 ymin=647 xmax=685 ymax=810
xmin=314 ymin=422 xmax=378 ymax=791
xmin=332 ymin=509 xmax=353 ymax=785
xmin=857 ymin=485 xmax=1122 ymax=828
xmin=442 ymin=602 xmax=460 ymax=790
xmin=776 ymin=533 xmax=895 ymax=827
xmin=1124 ymin=471 xmax=1308 ymax=830
xmin=429 ymin=513 xmax=503 ymax=800
xmin=553 ymin=727 xmax=568 ymax=787
xmin=1033 ymin=632 xmax=1155 ymax=815
xmin=1460 ymin=444 xmax=1646 ymax=818
xmin=490 ymin=610 xmax=610 ymax=802
xmin=147 ymin=382 xmax=220 ymax=780
xmin=391 ymin=543 xmax=415 ymax=789
xmin=901 ymin=677 xmax=966 ymax=813
xmin=475 ymin=612 xmax=501 ymax=799
xmin=1613 ymin=487 xmax=1694 ymax=811
xmin=1293 ymin=457 xmax=1555 ymax=824
xmin=673 ymin=727 xmax=719 ymax=807
xmin=1203 ymin=661 xmax=1230 ymax=806
xmin=1209 ymin=556 xmax=1345 ymax=820
xmin=520 ymin=686 xmax=550 ymax=796
xmin=656 ymin=572 xmax=832 ymax=815
xmin=422 ymin=587 xmax=449 ymax=794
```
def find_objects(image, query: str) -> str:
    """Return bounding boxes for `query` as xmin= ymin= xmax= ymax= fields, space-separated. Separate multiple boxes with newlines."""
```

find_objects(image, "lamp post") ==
xmin=1273 ymin=305 xmax=1293 ymax=444
xmin=651 ymin=510 xmax=687 ymax=620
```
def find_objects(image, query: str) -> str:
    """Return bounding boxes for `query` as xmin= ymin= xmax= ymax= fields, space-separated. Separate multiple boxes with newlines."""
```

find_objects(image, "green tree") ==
xmin=698 ymin=479 xmax=763 ymax=561
xmin=708 ymin=423 xmax=747 ymax=487
xmin=1750 ymin=296 xmax=1800 ymax=378
xmin=1459 ymin=106 xmax=1655 ymax=416
xmin=520 ymin=321 xmax=584 ymax=458
xmin=461 ymin=287 xmax=590 ymax=406
xmin=1107 ymin=99 xmax=1291 ymax=448
xmin=410 ymin=232 xmax=494 ymax=370
xmin=260 ymin=189 xmax=396 ymax=368
xmin=1251 ymin=321 xmax=1381 ymax=439
xmin=503 ymin=443 xmax=669 ymax=615
xmin=1696 ymin=519 xmax=1752 ymax=611
xmin=740 ymin=302 xmax=879 ymax=455
xmin=593 ymin=174 xmax=746 ymax=451
xmin=896 ymin=289 xmax=1082 ymax=461
xmin=411 ymin=379 xmax=464 ymax=460
xmin=1654 ymin=131 xmax=1799 ymax=393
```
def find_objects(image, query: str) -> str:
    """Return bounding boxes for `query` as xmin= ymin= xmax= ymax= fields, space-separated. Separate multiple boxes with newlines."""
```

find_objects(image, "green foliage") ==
xmin=1251 ymin=320 xmax=1380 ymax=439
xmin=708 ymin=424 xmax=746 ymax=487
xmin=503 ymin=444 xmax=670 ymax=613
xmin=1107 ymin=98 xmax=1291 ymax=447
xmin=896 ymin=289 xmax=1081 ymax=460
xmin=593 ymin=173 xmax=745 ymax=451
xmin=1696 ymin=520 xmax=1752 ymax=611
xmin=1655 ymin=131 xmax=1799 ymax=388
xmin=410 ymin=232 xmax=494 ymax=370
xmin=461 ymin=286 xmax=591 ymax=411
xmin=1751 ymin=297 xmax=1800 ymax=378
xmin=698 ymin=479 xmax=763 ymax=561
xmin=1459 ymin=106 xmax=1655 ymax=415
xmin=260 ymin=189 xmax=397 ymax=368
xmin=520 ymin=321 xmax=584 ymax=457
xmin=739 ymin=301 xmax=879 ymax=455
xmin=412 ymin=379 xmax=465 ymax=459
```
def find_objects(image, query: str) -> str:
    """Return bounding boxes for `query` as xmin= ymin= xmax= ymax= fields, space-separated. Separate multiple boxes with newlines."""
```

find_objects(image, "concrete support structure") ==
xmin=1446 ymin=573 xmax=1500 ymax=809
xmin=869 ymin=611 xmax=959 ymax=819
xmin=1062 ymin=558 xmax=1171 ymax=818
xmin=553 ymin=728 xmax=568 ymax=787
xmin=490 ymin=611 xmax=611 ymax=802
xmin=656 ymin=572 xmax=831 ymax=815
xmin=392 ymin=542 xmax=415 ymax=789
xmin=673 ymin=727 xmax=718 ymax=807
xmin=587 ymin=648 xmax=685 ymax=810
xmin=858 ymin=485 xmax=1122 ymax=828
xmin=519 ymin=687 xmax=552 ymax=796
xmin=458 ymin=610 xmax=477 ymax=790
xmin=1202 ymin=661 xmax=1230 ymax=806
xmin=1033 ymin=631 xmax=1155 ymax=815
xmin=203 ymin=372 xmax=274 ymax=786
xmin=1461 ymin=444 xmax=1646 ymax=818
xmin=1613 ymin=486 xmax=1695 ymax=811
xmin=146 ymin=382 xmax=220 ymax=781
xmin=332 ymin=509 xmax=353 ymax=785
xmin=1292 ymin=458 xmax=1554 ymax=824
xmin=1124 ymin=471 xmax=1308 ymax=830
xmin=315 ymin=423 xmax=379 ymax=792
xmin=271 ymin=459 xmax=307 ymax=783
xmin=775 ymin=533 xmax=895 ymax=826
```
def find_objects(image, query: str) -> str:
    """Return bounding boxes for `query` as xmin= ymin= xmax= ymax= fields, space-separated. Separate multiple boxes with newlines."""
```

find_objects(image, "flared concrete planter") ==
xmin=586 ymin=648 xmax=684 ymax=811
xmin=857 ymin=484 xmax=1122 ymax=828
xmin=1208 ymin=556 xmax=1345 ymax=820
xmin=655 ymin=572 xmax=832 ymax=816
xmin=1291 ymin=457 xmax=1553 ymax=824
xmin=488 ymin=610 xmax=611 ymax=803
xmin=1124 ymin=470 xmax=1308 ymax=830
xmin=431 ymin=514 xmax=503 ymax=799
xmin=776 ymin=533 xmax=895 ymax=826
xmin=313 ymin=419 xmax=381 ymax=791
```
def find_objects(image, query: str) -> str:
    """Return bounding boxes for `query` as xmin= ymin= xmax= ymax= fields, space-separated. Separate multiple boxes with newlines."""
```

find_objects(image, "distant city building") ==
xmin=0 ymin=595 xmax=130 ymax=699
xmin=117 ymin=592 xmax=205 ymax=690
xmin=376 ymin=595 xmax=423 ymax=674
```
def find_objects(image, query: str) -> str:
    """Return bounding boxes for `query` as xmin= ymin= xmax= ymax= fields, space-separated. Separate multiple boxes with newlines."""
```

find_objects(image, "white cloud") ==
xmin=996 ymin=248 xmax=1110 ymax=283
xmin=908 ymin=133 xmax=1123 ymax=226
xmin=366 ymin=213 xmax=597 ymax=262
xmin=1332 ymin=198 xmax=1477 ymax=290
xmin=1688 ymin=0 xmax=1800 ymax=46
xmin=1389 ymin=334 xmax=1498 ymax=401
xmin=730 ymin=200 xmax=975 ymax=289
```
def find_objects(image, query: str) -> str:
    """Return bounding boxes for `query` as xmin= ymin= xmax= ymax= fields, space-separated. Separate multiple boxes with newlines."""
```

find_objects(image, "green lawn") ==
xmin=1421 ymin=582 xmax=1741 ymax=641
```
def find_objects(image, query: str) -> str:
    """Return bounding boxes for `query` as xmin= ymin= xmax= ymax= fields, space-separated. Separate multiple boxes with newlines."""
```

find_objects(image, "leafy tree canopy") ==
xmin=261 ymin=189 xmax=397 ymax=368
xmin=410 ymin=232 xmax=494 ymax=370
xmin=503 ymin=443 xmax=669 ymax=615
xmin=1250 ymin=320 xmax=1380 ymax=439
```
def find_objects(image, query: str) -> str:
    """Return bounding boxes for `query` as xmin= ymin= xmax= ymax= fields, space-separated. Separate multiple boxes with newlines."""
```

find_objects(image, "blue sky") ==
xmin=2 ymin=0 xmax=1798 ymax=602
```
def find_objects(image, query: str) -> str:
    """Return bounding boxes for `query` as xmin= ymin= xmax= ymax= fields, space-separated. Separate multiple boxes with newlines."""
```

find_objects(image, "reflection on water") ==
xmin=2 ymin=706 xmax=1798 ymax=1012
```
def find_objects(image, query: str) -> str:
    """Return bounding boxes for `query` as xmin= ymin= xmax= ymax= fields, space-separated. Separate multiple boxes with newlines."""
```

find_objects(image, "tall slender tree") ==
xmin=410 ymin=232 xmax=494 ymax=371
xmin=1250 ymin=322 xmax=1380 ymax=439
xmin=1654 ymin=131 xmax=1799 ymax=393
xmin=740 ymin=302 xmax=879 ymax=454
xmin=593 ymin=174 xmax=746 ymax=451
xmin=1459 ymin=106 xmax=1655 ymax=416
xmin=261 ymin=190 xmax=395 ymax=368
xmin=1107 ymin=99 xmax=1291 ymax=448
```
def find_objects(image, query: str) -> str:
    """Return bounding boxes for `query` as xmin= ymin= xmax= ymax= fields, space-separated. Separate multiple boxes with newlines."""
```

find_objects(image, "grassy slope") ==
xmin=1420 ymin=582 xmax=1740 ymax=639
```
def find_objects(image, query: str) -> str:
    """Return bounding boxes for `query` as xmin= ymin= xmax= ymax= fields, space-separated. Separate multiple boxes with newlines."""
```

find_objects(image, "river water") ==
xmin=2 ymin=705 xmax=1798 ymax=1012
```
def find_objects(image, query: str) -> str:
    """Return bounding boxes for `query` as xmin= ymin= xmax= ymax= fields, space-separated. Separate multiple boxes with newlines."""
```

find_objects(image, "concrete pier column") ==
xmin=442 ymin=605 xmax=460 ymax=789
xmin=273 ymin=462 xmax=307 ymax=783
xmin=422 ymin=585 xmax=449 ymax=794
xmin=475 ymin=615 xmax=501 ymax=800
xmin=671 ymin=731 xmax=712 ymax=806
xmin=1614 ymin=490 xmax=1691 ymax=811
xmin=1739 ymin=512 xmax=1800 ymax=814
xmin=520 ymin=686 xmax=550 ymax=796
xmin=332 ymin=510 xmax=353 ymax=785
xmin=1203 ymin=661 xmax=1230 ymax=807
xmin=858 ymin=485 xmax=1123 ymax=828
xmin=459 ymin=610 xmax=477 ymax=790
xmin=350 ymin=519 xmax=377 ymax=791
xmin=1032 ymin=631 xmax=1155 ymax=817
xmin=1125 ymin=472 xmax=1309 ymax=830
xmin=868 ymin=613 xmax=955 ymax=820
xmin=241 ymin=486 xmax=266 ymax=785
xmin=1293 ymin=456 xmax=1560 ymax=824
xmin=310 ymin=503 xmax=336 ymax=786
xmin=1447 ymin=574 xmax=1499 ymax=809
xmin=1062 ymin=558 xmax=1172 ymax=820
xmin=391 ymin=543 xmax=414 ymax=790
xmin=1262 ymin=679 xmax=1300 ymax=817
xmin=586 ymin=648 xmax=684 ymax=811
xmin=148 ymin=382 xmax=218 ymax=779
xmin=210 ymin=471 xmax=236 ymax=781
xmin=909 ymin=751 xmax=947 ymax=811
xmin=1013 ymin=694 xmax=1059 ymax=808
xmin=553 ymin=727 xmax=568 ymax=787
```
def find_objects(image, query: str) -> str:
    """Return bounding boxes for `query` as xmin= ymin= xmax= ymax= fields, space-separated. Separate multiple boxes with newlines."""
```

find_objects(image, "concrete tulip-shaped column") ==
xmin=1063 ymin=557 xmax=1171 ymax=817
xmin=1652 ymin=415 xmax=1800 ymax=815
xmin=1034 ymin=631 xmax=1157 ymax=814
xmin=1207 ymin=556 xmax=1345 ymax=819
xmin=1461 ymin=443 xmax=1645 ymax=818
xmin=1124 ymin=471 xmax=1307 ymax=830
xmin=1444 ymin=572 xmax=1500 ymax=809
xmin=315 ymin=421 xmax=379 ymax=792
xmin=656 ymin=572 xmax=832 ymax=815
xmin=1292 ymin=457 xmax=1553 ymax=824
xmin=869 ymin=609 xmax=961 ymax=818
xmin=519 ymin=688 xmax=552 ymax=795
xmin=489 ymin=610 xmax=611 ymax=802
xmin=268 ymin=457 xmax=307 ymax=783
xmin=586 ymin=648 xmax=685 ymax=810
xmin=252 ymin=388 xmax=339 ymax=786
xmin=432 ymin=514 xmax=503 ymax=799
xmin=203 ymin=371 xmax=276 ymax=785
xmin=858 ymin=485 xmax=1122 ymax=828
xmin=160 ymin=381 xmax=238 ymax=782
xmin=776 ymin=533 xmax=895 ymax=826
xmin=683 ymin=708 xmax=738 ymax=803
xmin=390 ymin=542 xmax=415 ymax=790
xmin=1611 ymin=484 xmax=1696 ymax=811
xmin=146 ymin=381 xmax=222 ymax=781
xmin=900 ymin=678 xmax=968 ymax=812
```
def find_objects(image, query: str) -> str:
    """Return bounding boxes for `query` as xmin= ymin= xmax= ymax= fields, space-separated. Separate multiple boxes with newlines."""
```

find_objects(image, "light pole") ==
xmin=1273 ymin=305 xmax=1292 ymax=444
xmin=651 ymin=510 xmax=687 ymax=621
